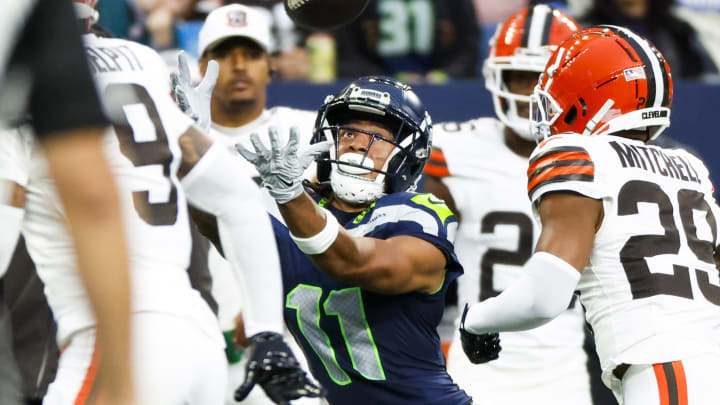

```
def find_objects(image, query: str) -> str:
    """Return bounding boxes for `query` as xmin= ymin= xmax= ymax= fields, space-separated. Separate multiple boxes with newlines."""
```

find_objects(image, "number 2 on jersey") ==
xmin=104 ymin=83 xmax=179 ymax=226
xmin=479 ymin=212 xmax=533 ymax=300
xmin=286 ymin=285 xmax=386 ymax=385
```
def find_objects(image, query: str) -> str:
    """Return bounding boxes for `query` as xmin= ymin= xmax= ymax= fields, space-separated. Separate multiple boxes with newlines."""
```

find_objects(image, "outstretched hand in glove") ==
xmin=170 ymin=51 xmax=217 ymax=132
xmin=235 ymin=127 xmax=332 ymax=204
xmin=234 ymin=331 xmax=325 ymax=404
xmin=459 ymin=303 xmax=502 ymax=364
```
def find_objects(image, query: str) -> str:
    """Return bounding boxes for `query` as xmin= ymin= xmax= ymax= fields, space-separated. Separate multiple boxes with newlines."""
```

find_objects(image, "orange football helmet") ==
xmin=484 ymin=4 xmax=580 ymax=140
xmin=530 ymin=25 xmax=673 ymax=141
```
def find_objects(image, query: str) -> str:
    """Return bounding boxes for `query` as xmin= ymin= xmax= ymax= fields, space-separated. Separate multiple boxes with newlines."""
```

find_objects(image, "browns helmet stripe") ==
xmin=520 ymin=6 xmax=535 ymax=47
xmin=523 ymin=5 xmax=553 ymax=48
xmin=607 ymin=25 xmax=667 ymax=109
xmin=657 ymin=49 xmax=671 ymax=107
xmin=541 ymin=9 xmax=554 ymax=46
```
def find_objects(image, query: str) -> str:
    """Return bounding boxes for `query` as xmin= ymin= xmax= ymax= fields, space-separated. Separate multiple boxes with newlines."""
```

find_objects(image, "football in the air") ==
xmin=284 ymin=0 xmax=370 ymax=31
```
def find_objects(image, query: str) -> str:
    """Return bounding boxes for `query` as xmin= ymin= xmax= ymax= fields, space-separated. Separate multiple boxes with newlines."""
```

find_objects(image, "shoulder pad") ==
xmin=528 ymin=134 xmax=596 ymax=201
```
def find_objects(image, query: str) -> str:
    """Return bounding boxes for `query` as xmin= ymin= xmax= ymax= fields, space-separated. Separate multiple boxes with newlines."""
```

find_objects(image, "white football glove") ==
xmin=170 ymin=51 xmax=218 ymax=132
xmin=235 ymin=127 xmax=332 ymax=204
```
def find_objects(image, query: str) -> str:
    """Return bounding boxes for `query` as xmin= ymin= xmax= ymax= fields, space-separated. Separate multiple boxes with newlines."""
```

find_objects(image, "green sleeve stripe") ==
xmin=428 ymin=270 xmax=446 ymax=295
xmin=410 ymin=193 xmax=454 ymax=225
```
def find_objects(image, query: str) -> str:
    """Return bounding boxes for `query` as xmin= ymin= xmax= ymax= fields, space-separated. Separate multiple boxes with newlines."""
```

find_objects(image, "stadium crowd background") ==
xmin=92 ymin=0 xmax=720 ymax=183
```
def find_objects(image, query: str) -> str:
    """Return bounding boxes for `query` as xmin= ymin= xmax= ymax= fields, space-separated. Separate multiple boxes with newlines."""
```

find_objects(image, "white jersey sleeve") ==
xmin=527 ymin=133 xmax=612 ymax=206
xmin=0 ymin=126 xmax=32 ymax=187
xmin=0 ymin=126 xmax=32 ymax=278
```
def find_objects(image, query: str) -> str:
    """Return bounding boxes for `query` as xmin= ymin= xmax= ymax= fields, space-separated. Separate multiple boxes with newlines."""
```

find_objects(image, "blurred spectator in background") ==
xmin=234 ymin=0 xmax=311 ymax=80
xmin=331 ymin=0 xmax=481 ymax=83
xmin=122 ymin=0 xmax=312 ymax=81
xmin=136 ymin=0 xmax=200 ymax=48
xmin=576 ymin=0 xmax=719 ymax=78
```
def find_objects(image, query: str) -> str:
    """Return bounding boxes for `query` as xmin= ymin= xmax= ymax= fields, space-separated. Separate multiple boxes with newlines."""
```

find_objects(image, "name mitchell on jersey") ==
xmin=609 ymin=140 xmax=702 ymax=184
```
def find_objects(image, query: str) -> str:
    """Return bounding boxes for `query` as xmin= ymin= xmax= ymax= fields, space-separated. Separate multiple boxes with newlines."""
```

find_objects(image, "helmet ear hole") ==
xmin=564 ymin=106 xmax=578 ymax=125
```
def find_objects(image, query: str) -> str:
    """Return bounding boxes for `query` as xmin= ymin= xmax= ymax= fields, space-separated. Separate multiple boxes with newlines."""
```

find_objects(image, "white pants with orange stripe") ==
xmin=614 ymin=353 xmax=720 ymax=405
xmin=44 ymin=312 xmax=227 ymax=405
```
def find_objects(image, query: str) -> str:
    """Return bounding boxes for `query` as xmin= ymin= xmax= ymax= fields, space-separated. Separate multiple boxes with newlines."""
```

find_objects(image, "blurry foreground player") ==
xmin=423 ymin=5 xmax=592 ymax=404
xmin=0 ymin=0 xmax=320 ymax=404
xmin=0 ymin=0 xmax=132 ymax=402
xmin=237 ymin=76 xmax=475 ymax=405
xmin=462 ymin=26 xmax=720 ymax=405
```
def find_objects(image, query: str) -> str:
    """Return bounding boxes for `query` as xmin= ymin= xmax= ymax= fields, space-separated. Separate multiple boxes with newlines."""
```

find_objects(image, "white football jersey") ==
xmin=430 ymin=118 xmax=589 ymax=398
xmin=528 ymin=133 xmax=720 ymax=385
xmin=0 ymin=34 xmax=221 ymax=346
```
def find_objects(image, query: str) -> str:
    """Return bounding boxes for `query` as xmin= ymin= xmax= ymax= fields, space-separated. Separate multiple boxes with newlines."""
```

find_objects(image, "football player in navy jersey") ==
xmin=237 ymin=76 xmax=484 ymax=405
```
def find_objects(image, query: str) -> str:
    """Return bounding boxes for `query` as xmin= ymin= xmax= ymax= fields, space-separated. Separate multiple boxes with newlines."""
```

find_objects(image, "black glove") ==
xmin=234 ymin=331 xmax=325 ymax=404
xmin=459 ymin=303 xmax=501 ymax=364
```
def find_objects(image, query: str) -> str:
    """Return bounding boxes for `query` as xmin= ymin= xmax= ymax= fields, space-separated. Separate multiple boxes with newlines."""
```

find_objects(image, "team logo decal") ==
xmin=623 ymin=67 xmax=646 ymax=81
xmin=227 ymin=10 xmax=247 ymax=28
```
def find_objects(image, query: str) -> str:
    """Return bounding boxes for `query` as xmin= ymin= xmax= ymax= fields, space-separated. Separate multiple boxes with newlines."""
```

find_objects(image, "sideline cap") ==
xmin=198 ymin=4 xmax=273 ymax=56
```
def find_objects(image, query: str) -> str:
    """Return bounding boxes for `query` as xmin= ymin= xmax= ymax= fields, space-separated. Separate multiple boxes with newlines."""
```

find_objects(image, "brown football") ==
xmin=284 ymin=0 xmax=370 ymax=31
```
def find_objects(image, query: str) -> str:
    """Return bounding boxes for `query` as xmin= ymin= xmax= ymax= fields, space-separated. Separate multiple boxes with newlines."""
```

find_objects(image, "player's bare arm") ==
xmin=534 ymin=191 xmax=603 ymax=270
xmin=177 ymin=125 xmax=212 ymax=179
xmin=278 ymin=192 xmax=447 ymax=294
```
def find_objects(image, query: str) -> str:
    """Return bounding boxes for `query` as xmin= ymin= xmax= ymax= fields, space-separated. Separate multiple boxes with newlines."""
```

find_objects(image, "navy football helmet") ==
xmin=312 ymin=76 xmax=433 ymax=204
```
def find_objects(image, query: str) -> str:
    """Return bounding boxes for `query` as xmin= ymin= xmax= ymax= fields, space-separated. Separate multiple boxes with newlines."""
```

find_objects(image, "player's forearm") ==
xmin=464 ymin=252 xmax=580 ymax=334
xmin=181 ymin=141 xmax=284 ymax=335
xmin=277 ymin=192 xmax=329 ymax=237
xmin=279 ymin=194 xmax=374 ymax=277
xmin=43 ymin=130 xmax=133 ymax=400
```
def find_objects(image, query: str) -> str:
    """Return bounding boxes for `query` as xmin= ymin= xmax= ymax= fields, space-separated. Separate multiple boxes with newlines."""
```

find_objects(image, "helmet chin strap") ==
xmin=330 ymin=169 xmax=385 ymax=205
xmin=330 ymin=153 xmax=386 ymax=205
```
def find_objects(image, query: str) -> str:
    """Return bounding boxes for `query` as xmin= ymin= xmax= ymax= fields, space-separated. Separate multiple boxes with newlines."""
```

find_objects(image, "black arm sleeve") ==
xmin=9 ymin=0 xmax=107 ymax=138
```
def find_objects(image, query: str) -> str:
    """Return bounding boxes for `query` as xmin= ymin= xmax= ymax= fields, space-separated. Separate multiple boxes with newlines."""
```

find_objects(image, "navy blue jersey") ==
xmin=273 ymin=191 xmax=472 ymax=405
